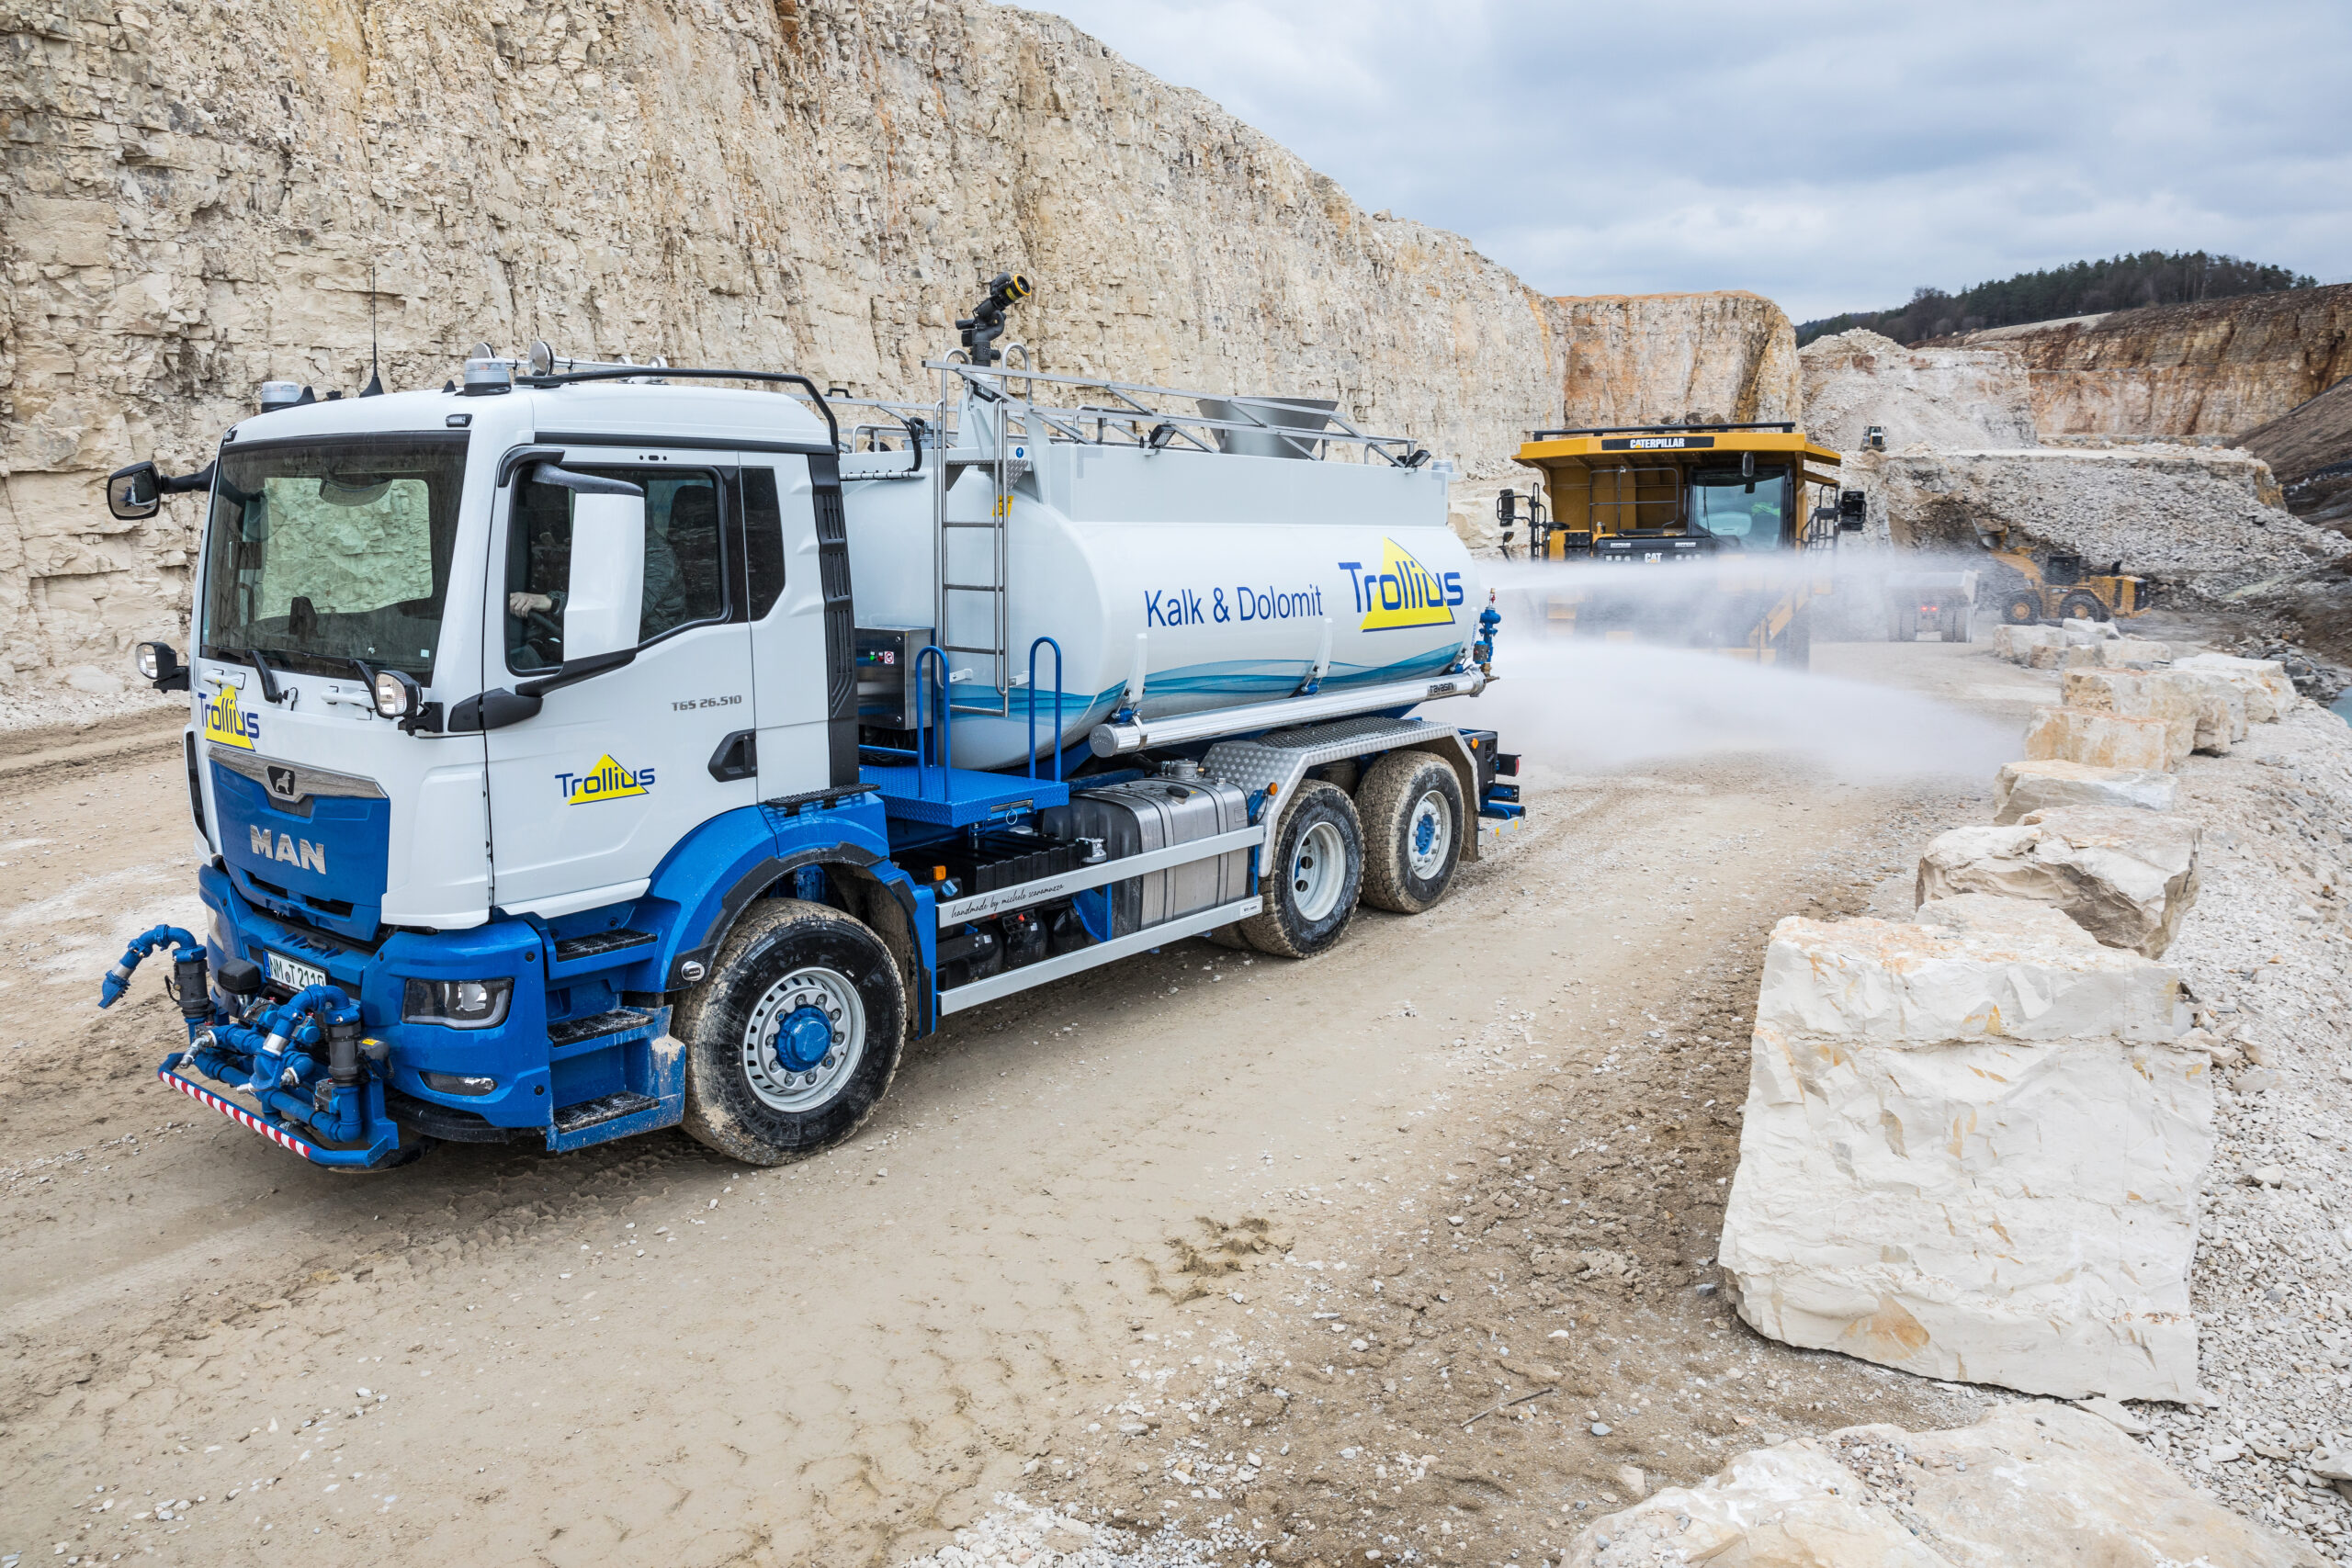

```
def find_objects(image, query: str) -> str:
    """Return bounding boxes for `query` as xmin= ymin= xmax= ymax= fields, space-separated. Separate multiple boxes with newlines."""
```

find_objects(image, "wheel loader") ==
xmin=1982 ymin=531 xmax=2153 ymax=625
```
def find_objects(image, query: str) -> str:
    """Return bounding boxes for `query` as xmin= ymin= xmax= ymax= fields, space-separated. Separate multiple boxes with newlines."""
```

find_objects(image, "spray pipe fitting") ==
xmin=98 ymin=925 xmax=202 ymax=1009
xmin=1472 ymin=591 xmax=1501 ymax=675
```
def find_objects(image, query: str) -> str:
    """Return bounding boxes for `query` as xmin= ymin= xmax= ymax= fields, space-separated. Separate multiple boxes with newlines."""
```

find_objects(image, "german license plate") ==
xmin=265 ymin=950 xmax=328 ymax=991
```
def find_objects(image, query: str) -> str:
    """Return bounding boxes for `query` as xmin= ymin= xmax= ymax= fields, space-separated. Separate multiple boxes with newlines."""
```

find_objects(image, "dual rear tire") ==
xmin=1235 ymin=752 xmax=1465 ymax=959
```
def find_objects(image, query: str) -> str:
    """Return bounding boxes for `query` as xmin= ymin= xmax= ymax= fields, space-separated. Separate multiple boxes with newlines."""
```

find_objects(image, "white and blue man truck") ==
xmin=98 ymin=276 xmax=1521 ymax=1169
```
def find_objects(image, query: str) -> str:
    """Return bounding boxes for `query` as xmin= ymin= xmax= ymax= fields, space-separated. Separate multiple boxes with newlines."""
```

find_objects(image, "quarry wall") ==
xmin=1948 ymin=286 xmax=2352 ymax=442
xmin=1799 ymin=328 xmax=2038 ymax=454
xmin=1 ymin=0 xmax=1797 ymax=690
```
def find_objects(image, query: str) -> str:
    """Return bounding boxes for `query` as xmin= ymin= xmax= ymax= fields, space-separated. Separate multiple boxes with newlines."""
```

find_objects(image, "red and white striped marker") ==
xmin=155 ymin=1064 xmax=327 ymax=1163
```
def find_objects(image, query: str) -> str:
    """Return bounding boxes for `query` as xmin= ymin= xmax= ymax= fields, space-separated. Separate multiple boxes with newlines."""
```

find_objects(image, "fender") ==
xmin=637 ymin=798 xmax=931 ymax=1018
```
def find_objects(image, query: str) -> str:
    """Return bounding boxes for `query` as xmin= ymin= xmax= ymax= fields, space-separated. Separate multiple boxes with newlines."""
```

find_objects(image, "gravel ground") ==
xmin=2155 ymin=702 xmax=2352 ymax=1560
xmin=917 ymin=644 xmax=2352 ymax=1568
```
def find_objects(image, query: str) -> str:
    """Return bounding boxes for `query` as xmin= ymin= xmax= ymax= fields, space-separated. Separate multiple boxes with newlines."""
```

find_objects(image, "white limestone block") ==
xmin=1992 ymin=759 xmax=2177 ymax=824
xmin=2023 ymin=705 xmax=2177 ymax=771
xmin=1717 ymin=905 xmax=2207 ymax=1403
xmin=1562 ymin=1405 xmax=2324 ymax=1568
xmin=2172 ymin=652 xmax=2300 ymax=723
xmin=1992 ymin=624 xmax=2064 ymax=664
xmin=1917 ymin=809 xmax=2201 ymax=956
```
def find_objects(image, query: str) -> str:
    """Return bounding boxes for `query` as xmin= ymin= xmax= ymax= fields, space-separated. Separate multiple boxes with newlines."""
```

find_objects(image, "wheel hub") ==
xmin=741 ymin=964 xmax=866 ymax=1112
xmin=1407 ymin=791 xmax=1450 ymax=878
xmin=775 ymin=1004 xmax=835 ymax=1073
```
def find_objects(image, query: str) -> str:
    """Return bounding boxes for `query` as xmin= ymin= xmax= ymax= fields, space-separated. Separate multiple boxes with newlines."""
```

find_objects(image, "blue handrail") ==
xmin=913 ymin=645 xmax=953 ymax=800
xmin=1025 ymin=636 xmax=1066 ymax=783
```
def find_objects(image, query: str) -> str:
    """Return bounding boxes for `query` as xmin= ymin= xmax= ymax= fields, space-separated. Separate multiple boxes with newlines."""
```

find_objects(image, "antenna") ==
xmin=361 ymin=262 xmax=384 ymax=397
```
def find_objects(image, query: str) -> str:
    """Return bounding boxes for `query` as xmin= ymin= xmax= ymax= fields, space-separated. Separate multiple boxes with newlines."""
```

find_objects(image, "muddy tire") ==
xmin=1238 ymin=781 xmax=1363 ymax=959
xmin=1356 ymin=752 xmax=1464 ymax=916
xmin=676 ymin=899 xmax=905 ymax=1165
xmin=2000 ymin=592 xmax=2041 ymax=626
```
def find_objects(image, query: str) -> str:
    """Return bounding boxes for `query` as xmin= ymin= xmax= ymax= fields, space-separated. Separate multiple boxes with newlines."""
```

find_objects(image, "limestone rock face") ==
xmin=1916 ymin=809 xmax=2202 ymax=957
xmin=1993 ymin=759 xmax=2177 ymax=824
xmin=2024 ymin=705 xmax=2177 ymax=772
xmin=1563 ymin=1405 xmax=2324 ymax=1568
xmin=1950 ymin=285 xmax=2352 ymax=440
xmin=1552 ymin=292 xmax=1801 ymax=430
xmin=1717 ymin=905 xmax=2206 ymax=1402
xmin=1799 ymin=328 xmax=2039 ymax=454
xmin=2172 ymin=653 xmax=2301 ymax=723
xmin=0 ymin=0 xmax=1806 ymax=686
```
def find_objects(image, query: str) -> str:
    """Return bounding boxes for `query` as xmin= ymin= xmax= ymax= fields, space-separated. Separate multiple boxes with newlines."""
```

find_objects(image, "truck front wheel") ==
xmin=1239 ymin=781 xmax=1363 ymax=958
xmin=676 ymin=899 xmax=905 ymax=1165
xmin=1357 ymin=752 xmax=1464 ymax=915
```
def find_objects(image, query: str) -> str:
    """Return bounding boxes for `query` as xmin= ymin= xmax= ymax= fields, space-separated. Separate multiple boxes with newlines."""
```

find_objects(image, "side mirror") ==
xmin=1838 ymin=489 xmax=1867 ymax=532
xmin=107 ymin=461 xmax=163 ymax=521
xmin=563 ymin=491 xmax=646 ymax=660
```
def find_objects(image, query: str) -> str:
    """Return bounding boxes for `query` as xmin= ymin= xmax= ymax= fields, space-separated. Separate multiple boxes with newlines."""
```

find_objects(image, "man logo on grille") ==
xmin=266 ymin=764 xmax=300 ymax=802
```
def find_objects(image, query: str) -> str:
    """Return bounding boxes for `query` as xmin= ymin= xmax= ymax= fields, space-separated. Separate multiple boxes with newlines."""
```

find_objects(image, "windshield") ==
xmin=198 ymin=434 xmax=469 ymax=681
xmin=1689 ymin=466 xmax=1791 ymax=550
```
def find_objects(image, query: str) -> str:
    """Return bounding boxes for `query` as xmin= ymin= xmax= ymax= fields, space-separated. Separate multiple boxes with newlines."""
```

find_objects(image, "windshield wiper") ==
xmin=245 ymin=647 xmax=285 ymax=705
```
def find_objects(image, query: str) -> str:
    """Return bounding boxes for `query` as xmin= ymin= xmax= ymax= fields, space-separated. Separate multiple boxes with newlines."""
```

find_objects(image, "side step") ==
xmin=551 ymin=929 xmax=657 ymax=965
xmin=553 ymin=1090 xmax=662 ymax=1134
xmin=548 ymin=1008 xmax=655 ymax=1049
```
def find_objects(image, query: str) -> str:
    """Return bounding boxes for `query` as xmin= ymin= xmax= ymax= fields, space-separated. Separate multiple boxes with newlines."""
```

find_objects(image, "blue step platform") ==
xmin=862 ymin=764 xmax=1070 ymax=828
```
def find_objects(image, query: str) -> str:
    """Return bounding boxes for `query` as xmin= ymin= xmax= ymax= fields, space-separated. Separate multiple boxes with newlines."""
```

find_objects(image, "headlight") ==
xmin=374 ymin=669 xmax=417 ymax=718
xmin=401 ymin=977 xmax=514 ymax=1029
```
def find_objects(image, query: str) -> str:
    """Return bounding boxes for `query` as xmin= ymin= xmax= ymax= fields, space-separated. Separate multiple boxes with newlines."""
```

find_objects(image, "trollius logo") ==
xmin=201 ymin=683 xmax=259 ymax=750
xmin=1340 ymin=538 xmax=1464 ymax=631
xmin=558 ymin=754 xmax=655 ymax=804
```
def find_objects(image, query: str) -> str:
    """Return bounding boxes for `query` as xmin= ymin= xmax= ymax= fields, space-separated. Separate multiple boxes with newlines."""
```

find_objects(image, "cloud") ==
xmin=1005 ymin=0 xmax=2352 ymax=321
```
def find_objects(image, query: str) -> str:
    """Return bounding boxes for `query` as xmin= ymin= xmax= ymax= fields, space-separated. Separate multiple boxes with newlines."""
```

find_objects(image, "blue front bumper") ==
xmin=190 ymin=863 xmax=679 ymax=1164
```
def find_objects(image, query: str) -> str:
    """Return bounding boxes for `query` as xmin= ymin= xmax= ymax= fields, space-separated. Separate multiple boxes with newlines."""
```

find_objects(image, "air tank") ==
xmin=841 ymin=429 xmax=1478 ymax=771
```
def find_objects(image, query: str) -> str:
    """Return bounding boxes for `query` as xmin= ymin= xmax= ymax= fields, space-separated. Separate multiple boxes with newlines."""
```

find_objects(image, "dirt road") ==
xmin=1 ymin=643 xmax=2053 ymax=1566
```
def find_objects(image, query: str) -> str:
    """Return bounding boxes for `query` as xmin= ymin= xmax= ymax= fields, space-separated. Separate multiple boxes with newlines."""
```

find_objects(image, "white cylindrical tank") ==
xmin=843 ymin=435 xmax=1478 ymax=770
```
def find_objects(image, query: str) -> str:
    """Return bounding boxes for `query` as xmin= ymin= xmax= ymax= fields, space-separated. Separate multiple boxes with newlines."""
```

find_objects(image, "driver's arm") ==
xmin=508 ymin=590 xmax=562 ymax=617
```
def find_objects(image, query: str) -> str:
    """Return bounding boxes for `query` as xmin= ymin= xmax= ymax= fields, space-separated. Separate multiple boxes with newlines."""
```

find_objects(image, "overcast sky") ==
xmin=1006 ymin=0 xmax=2352 ymax=322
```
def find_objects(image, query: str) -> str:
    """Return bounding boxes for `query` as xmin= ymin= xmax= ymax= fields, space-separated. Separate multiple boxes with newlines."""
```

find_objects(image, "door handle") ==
xmin=707 ymin=729 xmax=757 ymax=783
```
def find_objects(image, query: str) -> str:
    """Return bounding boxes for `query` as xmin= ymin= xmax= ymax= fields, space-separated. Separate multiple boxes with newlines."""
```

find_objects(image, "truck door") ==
xmin=740 ymin=451 xmax=854 ymax=800
xmin=481 ymin=445 xmax=759 ymax=916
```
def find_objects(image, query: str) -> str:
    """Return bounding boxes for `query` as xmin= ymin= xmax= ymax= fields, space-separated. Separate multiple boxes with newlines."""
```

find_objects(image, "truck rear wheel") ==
xmin=676 ymin=899 xmax=905 ymax=1165
xmin=2060 ymin=590 xmax=2110 ymax=623
xmin=1357 ymin=752 xmax=1464 ymax=915
xmin=1239 ymin=781 xmax=1363 ymax=958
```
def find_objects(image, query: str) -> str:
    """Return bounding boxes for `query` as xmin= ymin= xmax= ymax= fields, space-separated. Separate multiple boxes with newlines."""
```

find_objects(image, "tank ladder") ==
xmin=933 ymin=377 xmax=1015 ymax=716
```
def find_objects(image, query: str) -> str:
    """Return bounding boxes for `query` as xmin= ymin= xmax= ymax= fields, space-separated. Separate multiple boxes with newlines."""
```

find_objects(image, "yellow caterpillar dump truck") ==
xmin=1501 ymin=422 xmax=1857 ymax=667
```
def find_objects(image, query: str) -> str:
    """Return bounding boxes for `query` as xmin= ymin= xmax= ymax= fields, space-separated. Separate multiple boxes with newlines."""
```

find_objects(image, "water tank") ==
xmin=842 ymin=435 xmax=1477 ymax=770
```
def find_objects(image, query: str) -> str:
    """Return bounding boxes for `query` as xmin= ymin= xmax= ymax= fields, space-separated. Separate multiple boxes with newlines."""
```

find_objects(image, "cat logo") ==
xmin=1338 ymin=537 xmax=1464 ymax=631
xmin=249 ymin=825 xmax=327 ymax=874
xmin=266 ymin=765 xmax=300 ymax=803
xmin=201 ymin=683 xmax=260 ymax=750
xmin=556 ymin=754 xmax=656 ymax=805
